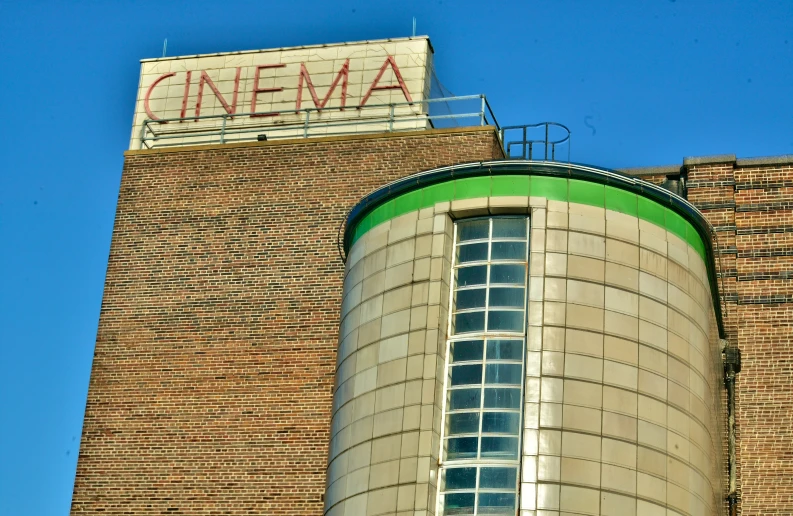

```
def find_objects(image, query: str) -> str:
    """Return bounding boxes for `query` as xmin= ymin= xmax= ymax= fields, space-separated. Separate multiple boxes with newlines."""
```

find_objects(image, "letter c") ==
xmin=144 ymin=72 xmax=175 ymax=122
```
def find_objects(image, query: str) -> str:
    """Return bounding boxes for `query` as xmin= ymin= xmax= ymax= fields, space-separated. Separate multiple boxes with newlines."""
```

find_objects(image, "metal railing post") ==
xmin=132 ymin=95 xmax=511 ymax=149
xmin=140 ymin=121 xmax=148 ymax=149
xmin=544 ymin=123 xmax=549 ymax=160
xmin=494 ymin=122 xmax=573 ymax=162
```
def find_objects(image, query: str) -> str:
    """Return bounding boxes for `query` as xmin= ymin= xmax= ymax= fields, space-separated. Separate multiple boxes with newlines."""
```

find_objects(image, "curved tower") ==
xmin=326 ymin=161 xmax=725 ymax=516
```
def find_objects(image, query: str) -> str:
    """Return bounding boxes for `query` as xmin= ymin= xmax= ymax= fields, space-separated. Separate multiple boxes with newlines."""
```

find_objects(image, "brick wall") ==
xmin=686 ymin=159 xmax=793 ymax=515
xmin=71 ymin=128 xmax=504 ymax=515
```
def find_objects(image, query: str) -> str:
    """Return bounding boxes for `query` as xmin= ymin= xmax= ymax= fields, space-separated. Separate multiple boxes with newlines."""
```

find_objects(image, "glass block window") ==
xmin=452 ymin=218 xmax=529 ymax=336
xmin=439 ymin=217 xmax=529 ymax=516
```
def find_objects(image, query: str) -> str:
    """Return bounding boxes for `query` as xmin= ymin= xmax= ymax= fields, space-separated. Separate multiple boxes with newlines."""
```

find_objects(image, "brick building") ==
xmin=71 ymin=37 xmax=792 ymax=515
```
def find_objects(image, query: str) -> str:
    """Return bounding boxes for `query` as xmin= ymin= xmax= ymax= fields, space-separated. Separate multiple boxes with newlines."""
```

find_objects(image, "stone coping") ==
xmin=735 ymin=155 xmax=793 ymax=166
xmin=622 ymin=153 xmax=793 ymax=172
xmin=140 ymin=35 xmax=432 ymax=62
xmin=123 ymin=126 xmax=498 ymax=156
xmin=683 ymin=154 xmax=737 ymax=166
xmin=618 ymin=164 xmax=681 ymax=176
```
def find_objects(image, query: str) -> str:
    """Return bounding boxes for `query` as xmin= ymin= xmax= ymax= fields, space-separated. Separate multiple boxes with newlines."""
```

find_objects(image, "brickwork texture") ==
xmin=70 ymin=128 xmax=504 ymax=515
xmin=72 ymin=134 xmax=793 ymax=515
xmin=686 ymin=160 xmax=793 ymax=515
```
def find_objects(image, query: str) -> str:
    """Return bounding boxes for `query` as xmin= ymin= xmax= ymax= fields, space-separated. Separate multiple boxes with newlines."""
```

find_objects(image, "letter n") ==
xmin=194 ymin=68 xmax=241 ymax=120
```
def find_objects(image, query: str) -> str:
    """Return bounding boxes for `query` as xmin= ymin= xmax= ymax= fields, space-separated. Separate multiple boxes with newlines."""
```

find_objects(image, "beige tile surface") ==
xmin=601 ymin=491 xmax=637 ymax=516
xmin=565 ymin=329 xmax=603 ymax=357
xmin=568 ymin=232 xmax=605 ymax=259
xmin=604 ymin=335 xmax=638 ymax=365
xmin=564 ymin=354 xmax=603 ymax=383
xmin=605 ymin=287 xmax=639 ymax=316
xmin=561 ymin=431 xmax=600 ymax=461
xmin=601 ymin=463 xmax=637 ymax=495
xmin=601 ymin=437 xmax=637 ymax=468
xmin=567 ymin=255 xmax=605 ymax=283
xmin=602 ymin=386 xmax=638 ymax=416
xmin=606 ymin=239 xmax=639 ymax=267
xmin=546 ymin=229 xmax=567 ymax=253
xmin=340 ymin=206 xmax=722 ymax=516
xmin=640 ymin=271 xmax=668 ymax=302
xmin=567 ymin=280 xmax=605 ymax=308
xmin=566 ymin=304 xmax=604 ymax=332
xmin=539 ymin=429 xmax=562 ymax=455
xmin=602 ymin=411 xmax=638 ymax=441
xmin=605 ymin=261 xmax=639 ymax=292
xmin=569 ymin=212 xmax=605 ymax=235
xmin=560 ymin=457 xmax=600 ymax=487
xmin=603 ymin=360 xmax=637 ymax=389
xmin=559 ymin=485 xmax=599 ymax=515
xmin=563 ymin=379 xmax=602 ymax=408
xmin=604 ymin=310 xmax=639 ymax=340
xmin=562 ymin=404 xmax=602 ymax=434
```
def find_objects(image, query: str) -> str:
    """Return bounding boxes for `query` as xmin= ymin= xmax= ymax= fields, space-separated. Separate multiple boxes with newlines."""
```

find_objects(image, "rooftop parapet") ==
xmin=131 ymin=37 xmax=439 ymax=149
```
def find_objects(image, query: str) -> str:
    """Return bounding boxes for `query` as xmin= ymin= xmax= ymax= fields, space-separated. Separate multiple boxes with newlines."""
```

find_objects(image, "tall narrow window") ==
xmin=439 ymin=217 xmax=529 ymax=516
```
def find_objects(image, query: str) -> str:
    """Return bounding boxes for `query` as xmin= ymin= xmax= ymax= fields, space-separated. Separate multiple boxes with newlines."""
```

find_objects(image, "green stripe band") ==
xmin=352 ymin=174 xmax=706 ymax=260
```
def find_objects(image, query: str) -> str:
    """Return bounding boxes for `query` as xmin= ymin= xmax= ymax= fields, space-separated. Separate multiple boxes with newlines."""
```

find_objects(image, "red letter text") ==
xmin=180 ymin=71 xmax=192 ymax=119
xmin=359 ymin=56 xmax=413 ymax=108
xmin=144 ymin=72 xmax=175 ymax=122
xmin=251 ymin=64 xmax=286 ymax=117
xmin=195 ymin=68 xmax=241 ymax=120
xmin=296 ymin=59 xmax=350 ymax=112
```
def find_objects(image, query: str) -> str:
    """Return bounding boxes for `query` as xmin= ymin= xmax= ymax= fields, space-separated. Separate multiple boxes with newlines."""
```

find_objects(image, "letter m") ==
xmin=296 ymin=59 xmax=350 ymax=111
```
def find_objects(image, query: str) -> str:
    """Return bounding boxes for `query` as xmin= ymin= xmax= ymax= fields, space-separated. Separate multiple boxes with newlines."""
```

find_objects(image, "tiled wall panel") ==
xmin=523 ymin=198 xmax=723 ymax=516
xmin=344 ymin=189 xmax=724 ymax=516
xmin=326 ymin=208 xmax=452 ymax=516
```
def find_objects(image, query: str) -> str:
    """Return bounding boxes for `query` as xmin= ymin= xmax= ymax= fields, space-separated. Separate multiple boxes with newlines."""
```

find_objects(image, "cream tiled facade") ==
xmin=521 ymin=198 xmax=722 ymax=516
xmin=328 ymin=206 xmax=450 ymax=516
xmin=130 ymin=37 xmax=433 ymax=149
xmin=331 ymin=185 xmax=724 ymax=516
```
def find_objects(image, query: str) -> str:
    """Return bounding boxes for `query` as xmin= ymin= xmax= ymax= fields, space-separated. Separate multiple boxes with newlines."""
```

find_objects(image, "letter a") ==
xmin=359 ymin=56 xmax=413 ymax=108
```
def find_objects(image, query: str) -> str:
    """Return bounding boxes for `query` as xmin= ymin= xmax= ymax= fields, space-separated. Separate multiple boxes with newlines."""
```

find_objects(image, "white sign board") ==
xmin=131 ymin=37 xmax=433 ymax=149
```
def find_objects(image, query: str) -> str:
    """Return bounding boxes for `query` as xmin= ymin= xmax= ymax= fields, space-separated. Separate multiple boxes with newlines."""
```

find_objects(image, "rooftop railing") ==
xmin=137 ymin=96 xmax=573 ymax=165
xmin=138 ymin=95 xmax=500 ymax=150
xmin=501 ymin=122 xmax=571 ymax=162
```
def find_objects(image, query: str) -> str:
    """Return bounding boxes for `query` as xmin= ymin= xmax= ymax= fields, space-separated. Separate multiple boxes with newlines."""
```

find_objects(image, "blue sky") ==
xmin=0 ymin=1 xmax=790 ymax=514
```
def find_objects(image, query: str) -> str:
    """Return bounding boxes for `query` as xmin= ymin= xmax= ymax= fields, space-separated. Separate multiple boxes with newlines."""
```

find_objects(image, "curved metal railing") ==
xmin=500 ymin=122 xmax=571 ymax=162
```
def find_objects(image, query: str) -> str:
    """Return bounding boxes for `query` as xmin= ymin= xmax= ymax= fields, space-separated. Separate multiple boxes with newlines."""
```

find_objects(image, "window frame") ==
xmin=437 ymin=216 xmax=530 ymax=516
xmin=451 ymin=218 xmax=529 ymax=336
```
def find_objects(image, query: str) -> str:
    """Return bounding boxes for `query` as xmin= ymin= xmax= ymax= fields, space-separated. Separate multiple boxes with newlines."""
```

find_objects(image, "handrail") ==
xmin=501 ymin=122 xmax=571 ymax=162
xmin=138 ymin=95 xmax=500 ymax=149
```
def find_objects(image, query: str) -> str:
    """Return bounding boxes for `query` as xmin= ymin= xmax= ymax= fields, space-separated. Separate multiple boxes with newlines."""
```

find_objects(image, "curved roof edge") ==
xmin=344 ymin=160 xmax=726 ymax=338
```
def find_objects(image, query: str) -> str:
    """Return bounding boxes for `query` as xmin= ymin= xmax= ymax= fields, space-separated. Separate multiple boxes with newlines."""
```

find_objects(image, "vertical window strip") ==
xmin=439 ymin=217 xmax=529 ymax=516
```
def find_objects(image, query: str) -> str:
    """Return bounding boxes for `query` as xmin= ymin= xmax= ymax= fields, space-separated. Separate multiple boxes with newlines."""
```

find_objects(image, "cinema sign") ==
xmin=130 ymin=37 xmax=433 ymax=148
xmin=144 ymin=55 xmax=414 ymax=121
